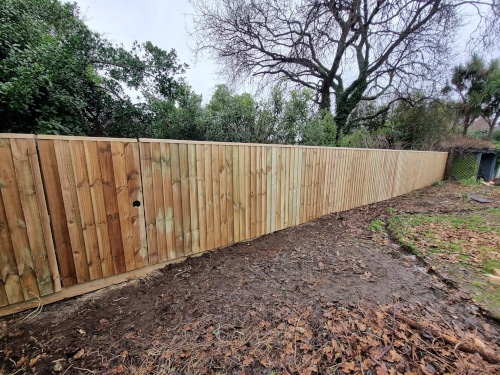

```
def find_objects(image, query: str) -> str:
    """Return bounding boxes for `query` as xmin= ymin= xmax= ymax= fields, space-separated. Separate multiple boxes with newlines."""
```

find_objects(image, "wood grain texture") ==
xmin=0 ymin=135 xmax=450 ymax=313
xmin=151 ymin=142 xmax=166 ymax=263
xmin=84 ymin=141 xmax=114 ymax=277
xmin=171 ymin=144 xmax=184 ymax=257
xmin=98 ymin=141 xmax=126 ymax=275
xmin=37 ymin=139 xmax=77 ymax=286
xmin=140 ymin=143 xmax=157 ymax=265
xmin=69 ymin=140 xmax=102 ymax=281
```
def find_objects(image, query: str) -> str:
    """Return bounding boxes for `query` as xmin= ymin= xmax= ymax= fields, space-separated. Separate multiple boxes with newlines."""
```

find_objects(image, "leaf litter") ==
xmin=1 ymin=182 xmax=500 ymax=374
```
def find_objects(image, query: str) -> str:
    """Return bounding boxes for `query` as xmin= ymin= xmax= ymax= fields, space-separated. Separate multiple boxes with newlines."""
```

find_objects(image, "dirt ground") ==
xmin=1 ymin=182 xmax=500 ymax=375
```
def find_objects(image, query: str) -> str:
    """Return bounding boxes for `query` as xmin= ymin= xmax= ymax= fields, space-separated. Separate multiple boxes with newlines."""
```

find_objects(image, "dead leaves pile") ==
xmin=393 ymin=216 xmax=500 ymax=267
xmin=133 ymin=302 xmax=499 ymax=375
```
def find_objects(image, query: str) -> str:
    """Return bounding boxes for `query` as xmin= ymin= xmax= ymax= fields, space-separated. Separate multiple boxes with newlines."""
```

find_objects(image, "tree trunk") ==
xmin=319 ymin=83 xmax=331 ymax=112
xmin=486 ymin=113 xmax=499 ymax=141
xmin=462 ymin=112 xmax=471 ymax=136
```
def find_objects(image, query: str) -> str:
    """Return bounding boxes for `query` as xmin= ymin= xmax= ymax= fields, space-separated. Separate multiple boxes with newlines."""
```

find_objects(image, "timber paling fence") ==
xmin=0 ymin=134 xmax=448 ymax=316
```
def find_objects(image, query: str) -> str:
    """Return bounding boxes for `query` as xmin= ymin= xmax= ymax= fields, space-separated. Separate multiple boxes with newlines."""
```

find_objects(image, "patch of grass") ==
xmin=386 ymin=207 xmax=394 ymax=214
xmin=471 ymin=280 xmax=486 ymax=288
xmin=473 ymin=287 xmax=500 ymax=312
xmin=368 ymin=219 xmax=384 ymax=232
xmin=459 ymin=176 xmax=480 ymax=186
xmin=470 ymin=280 xmax=500 ymax=317
xmin=483 ymin=260 xmax=500 ymax=274
xmin=432 ymin=180 xmax=444 ymax=187
xmin=388 ymin=210 xmax=500 ymax=271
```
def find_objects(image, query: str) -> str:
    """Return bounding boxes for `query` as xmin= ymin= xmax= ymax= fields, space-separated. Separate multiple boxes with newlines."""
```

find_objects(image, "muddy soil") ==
xmin=1 ymin=182 xmax=500 ymax=374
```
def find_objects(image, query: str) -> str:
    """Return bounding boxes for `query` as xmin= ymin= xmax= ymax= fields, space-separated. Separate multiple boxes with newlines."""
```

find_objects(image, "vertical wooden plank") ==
xmin=279 ymin=147 xmax=287 ymax=229
xmin=204 ymin=145 xmax=214 ymax=250
xmin=188 ymin=144 xmax=200 ymax=253
xmin=342 ymin=149 xmax=353 ymax=211
xmin=384 ymin=151 xmax=392 ymax=200
xmin=289 ymin=147 xmax=297 ymax=226
xmin=161 ymin=143 xmax=175 ymax=260
xmin=69 ymin=140 xmax=102 ymax=281
xmin=295 ymin=147 xmax=303 ymax=225
xmin=232 ymin=145 xmax=240 ymax=244
xmin=323 ymin=148 xmax=333 ymax=214
xmin=226 ymin=146 xmax=234 ymax=245
xmin=368 ymin=150 xmax=378 ymax=203
xmin=283 ymin=147 xmax=290 ymax=229
xmin=10 ymin=139 xmax=53 ymax=296
xmin=55 ymin=140 xmax=90 ymax=284
xmin=299 ymin=148 xmax=307 ymax=224
xmin=322 ymin=148 xmax=330 ymax=215
xmin=111 ymin=142 xmax=135 ymax=272
xmin=266 ymin=147 xmax=273 ymax=234
xmin=392 ymin=152 xmax=403 ymax=197
xmin=151 ymin=143 xmax=166 ymax=263
xmin=330 ymin=150 xmax=339 ymax=213
xmin=314 ymin=148 xmax=322 ymax=219
xmin=275 ymin=147 xmax=282 ymax=230
xmin=302 ymin=148 xmax=310 ymax=221
xmin=180 ymin=144 xmax=192 ymax=255
xmin=98 ymin=141 xmax=126 ymax=275
xmin=219 ymin=145 xmax=228 ymax=247
xmin=111 ymin=141 xmax=139 ymax=271
xmin=261 ymin=147 xmax=267 ymax=236
xmin=244 ymin=146 xmax=251 ymax=239
xmin=304 ymin=148 xmax=312 ymax=222
xmin=159 ymin=143 xmax=175 ymax=262
xmin=0 ymin=281 xmax=7 ymax=307
xmin=349 ymin=150 xmax=361 ymax=209
xmin=0 ymin=189 xmax=24 ymax=304
xmin=211 ymin=145 xmax=221 ymax=248
xmin=28 ymin=138 xmax=61 ymax=292
xmin=85 ymin=141 xmax=114 ymax=276
xmin=288 ymin=147 xmax=295 ymax=227
xmin=311 ymin=148 xmax=318 ymax=219
xmin=140 ymin=142 xmax=158 ymax=265
xmin=239 ymin=146 xmax=247 ymax=241
xmin=37 ymin=140 xmax=77 ymax=286
xmin=171 ymin=143 xmax=184 ymax=257
xmin=196 ymin=144 xmax=207 ymax=252
xmin=4 ymin=275 xmax=24 ymax=305
xmin=250 ymin=146 xmax=257 ymax=238
xmin=125 ymin=142 xmax=148 ymax=268
xmin=255 ymin=147 xmax=262 ymax=236
xmin=331 ymin=149 xmax=341 ymax=212
xmin=364 ymin=150 xmax=376 ymax=204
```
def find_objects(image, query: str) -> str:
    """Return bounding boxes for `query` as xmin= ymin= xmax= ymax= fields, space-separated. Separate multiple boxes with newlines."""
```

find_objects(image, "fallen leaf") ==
xmin=108 ymin=364 xmax=126 ymax=374
xmin=72 ymin=348 xmax=84 ymax=359
xmin=53 ymin=362 xmax=63 ymax=372
xmin=242 ymin=356 xmax=253 ymax=365
xmin=29 ymin=354 xmax=41 ymax=367
xmin=17 ymin=357 xmax=26 ymax=367
xmin=342 ymin=361 xmax=356 ymax=371
xmin=376 ymin=362 xmax=389 ymax=375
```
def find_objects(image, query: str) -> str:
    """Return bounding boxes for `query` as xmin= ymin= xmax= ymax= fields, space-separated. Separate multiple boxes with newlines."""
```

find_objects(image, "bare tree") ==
xmin=191 ymin=0 xmax=499 ymax=144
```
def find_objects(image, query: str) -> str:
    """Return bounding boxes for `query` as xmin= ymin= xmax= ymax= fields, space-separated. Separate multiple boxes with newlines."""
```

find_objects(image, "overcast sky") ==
xmin=75 ymin=1 xmax=498 ymax=105
xmin=75 ymin=0 xmax=219 ymax=103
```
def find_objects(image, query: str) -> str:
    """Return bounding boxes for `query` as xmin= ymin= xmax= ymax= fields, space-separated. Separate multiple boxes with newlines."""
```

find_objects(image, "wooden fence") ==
xmin=0 ymin=134 xmax=448 ymax=316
